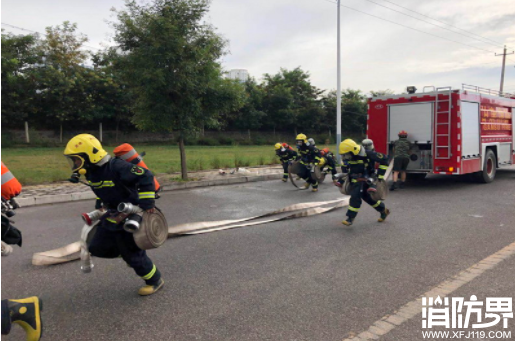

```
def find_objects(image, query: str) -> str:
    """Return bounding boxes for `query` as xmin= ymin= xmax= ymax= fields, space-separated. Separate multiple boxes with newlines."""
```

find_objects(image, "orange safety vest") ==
xmin=113 ymin=144 xmax=161 ymax=191
xmin=1 ymin=162 xmax=22 ymax=200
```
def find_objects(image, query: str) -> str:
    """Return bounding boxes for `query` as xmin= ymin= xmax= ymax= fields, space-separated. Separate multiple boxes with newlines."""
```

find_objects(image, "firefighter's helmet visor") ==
xmin=66 ymin=155 xmax=85 ymax=171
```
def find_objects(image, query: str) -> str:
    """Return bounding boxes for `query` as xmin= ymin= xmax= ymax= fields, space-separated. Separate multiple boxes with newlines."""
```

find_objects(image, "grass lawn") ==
xmin=1 ymin=144 xmax=331 ymax=185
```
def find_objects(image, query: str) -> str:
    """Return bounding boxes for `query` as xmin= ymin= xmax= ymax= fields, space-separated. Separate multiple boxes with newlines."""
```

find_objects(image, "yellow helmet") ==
xmin=274 ymin=143 xmax=282 ymax=150
xmin=339 ymin=139 xmax=361 ymax=155
xmin=64 ymin=134 xmax=108 ymax=171
xmin=296 ymin=133 xmax=307 ymax=143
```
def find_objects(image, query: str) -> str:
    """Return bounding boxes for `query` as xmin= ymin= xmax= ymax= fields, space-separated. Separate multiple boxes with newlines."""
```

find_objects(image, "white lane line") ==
xmin=342 ymin=240 xmax=515 ymax=341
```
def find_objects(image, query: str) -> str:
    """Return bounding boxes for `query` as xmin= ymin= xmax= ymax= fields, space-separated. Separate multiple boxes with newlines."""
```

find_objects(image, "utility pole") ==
xmin=495 ymin=45 xmax=514 ymax=94
xmin=336 ymin=0 xmax=342 ymax=162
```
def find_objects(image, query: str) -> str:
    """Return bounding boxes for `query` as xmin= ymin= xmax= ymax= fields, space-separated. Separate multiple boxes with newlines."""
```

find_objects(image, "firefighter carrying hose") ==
xmin=336 ymin=139 xmax=390 ymax=226
xmin=320 ymin=148 xmax=338 ymax=180
xmin=295 ymin=134 xmax=322 ymax=192
xmin=2 ymin=162 xmax=43 ymax=341
xmin=275 ymin=143 xmax=298 ymax=182
xmin=64 ymin=134 xmax=164 ymax=296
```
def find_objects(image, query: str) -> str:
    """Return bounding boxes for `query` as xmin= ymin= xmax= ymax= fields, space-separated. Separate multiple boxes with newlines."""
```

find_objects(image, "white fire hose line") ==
xmin=341 ymin=240 xmax=515 ymax=341
xmin=32 ymin=197 xmax=349 ymax=266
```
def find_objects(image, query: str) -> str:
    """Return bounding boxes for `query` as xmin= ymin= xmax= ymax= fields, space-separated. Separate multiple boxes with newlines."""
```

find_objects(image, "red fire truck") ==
xmin=367 ymin=85 xmax=515 ymax=182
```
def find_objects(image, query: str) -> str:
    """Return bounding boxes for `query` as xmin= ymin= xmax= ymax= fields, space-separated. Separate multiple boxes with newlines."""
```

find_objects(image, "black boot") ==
xmin=389 ymin=182 xmax=397 ymax=191
xmin=399 ymin=181 xmax=405 ymax=189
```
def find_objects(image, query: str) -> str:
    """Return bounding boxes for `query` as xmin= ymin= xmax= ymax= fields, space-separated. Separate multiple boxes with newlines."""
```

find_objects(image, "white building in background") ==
xmin=227 ymin=69 xmax=249 ymax=83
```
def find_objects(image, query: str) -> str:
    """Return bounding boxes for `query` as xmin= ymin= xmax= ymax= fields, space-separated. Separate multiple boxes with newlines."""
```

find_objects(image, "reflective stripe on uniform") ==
xmin=1 ymin=171 xmax=15 ymax=185
xmin=379 ymin=165 xmax=388 ymax=170
xmin=138 ymin=192 xmax=155 ymax=199
xmin=119 ymin=148 xmax=137 ymax=160
xmin=378 ymin=175 xmax=384 ymax=179
xmin=348 ymin=160 xmax=364 ymax=164
xmin=351 ymin=179 xmax=358 ymax=183
xmin=88 ymin=180 xmax=115 ymax=188
xmin=142 ymin=264 xmax=156 ymax=280
xmin=106 ymin=218 xmax=117 ymax=223
xmin=348 ymin=206 xmax=360 ymax=212
xmin=372 ymin=200 xmax=382 ymax=208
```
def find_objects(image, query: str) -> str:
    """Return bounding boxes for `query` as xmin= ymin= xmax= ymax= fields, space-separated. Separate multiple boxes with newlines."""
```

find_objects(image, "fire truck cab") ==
xmin=367 ymin=85 xmax=515 ymax=182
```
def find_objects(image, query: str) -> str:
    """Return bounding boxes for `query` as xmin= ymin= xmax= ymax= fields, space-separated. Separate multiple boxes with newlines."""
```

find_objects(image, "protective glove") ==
xmin=1 ymin=241 xmax=13 ymax=256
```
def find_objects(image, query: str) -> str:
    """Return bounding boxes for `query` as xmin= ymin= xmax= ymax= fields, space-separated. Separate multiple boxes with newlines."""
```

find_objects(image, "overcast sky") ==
xmin=2 ymin=0 xmax=514 ymax=95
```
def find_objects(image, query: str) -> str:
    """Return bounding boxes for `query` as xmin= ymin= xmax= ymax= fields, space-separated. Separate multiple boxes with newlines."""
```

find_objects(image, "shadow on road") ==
xmin=401 ymin=168 xmax=515 ymax=192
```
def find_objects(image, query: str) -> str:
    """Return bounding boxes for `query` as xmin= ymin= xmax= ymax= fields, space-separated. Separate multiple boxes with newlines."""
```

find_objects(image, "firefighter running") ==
xmin=295 ymin=134 xmax=322 ymax=192
xmin=275 ymin=143 xmax=298 ymax=182
xmin=2 ymin=162 xmax=43 ymax=341
xmin=64 ymin=134 xmax=164 ymax=296
xmin=320 ymin=148 xmax=338 ymax=180
xmin=337 ymin=139 xmax=390 ymax=226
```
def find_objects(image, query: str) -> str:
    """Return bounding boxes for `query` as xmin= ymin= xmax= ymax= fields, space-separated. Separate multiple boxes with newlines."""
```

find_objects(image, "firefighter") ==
xmin=295 ymin=134 xmax=322 ymax=192
xmin=1 ymin=162 xmax=43 ymax=341
xmin=362 ymin=139 xmax=375 ymax=152
xmin=361 ymin=139 xmax=378 ymax=193
xmin=391 ymin=130 xmax=412 ymax=190
xmin=64 ymin=134 xmax=164 ymax=296
xmin=337 ymin=139 xmax=390 ymax=226
xmin=320 ymin=148 xmax=338 ymax=180
xmin=275 ymin=143 xmax=298 ymax=182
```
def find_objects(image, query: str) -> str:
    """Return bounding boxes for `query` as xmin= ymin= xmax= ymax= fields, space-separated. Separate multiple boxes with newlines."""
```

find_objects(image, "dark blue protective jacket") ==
xmin=87 ymin=158 xmax=155 ymax=211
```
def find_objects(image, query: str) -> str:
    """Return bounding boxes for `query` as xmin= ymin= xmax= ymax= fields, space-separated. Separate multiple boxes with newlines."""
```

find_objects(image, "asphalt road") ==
xmin=2 ymin=167 xmax=515 ymax=341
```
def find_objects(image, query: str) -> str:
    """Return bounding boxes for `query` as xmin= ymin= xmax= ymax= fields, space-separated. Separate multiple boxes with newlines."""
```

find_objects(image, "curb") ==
xmin=17 ymin=173 xmax=283 ymax=208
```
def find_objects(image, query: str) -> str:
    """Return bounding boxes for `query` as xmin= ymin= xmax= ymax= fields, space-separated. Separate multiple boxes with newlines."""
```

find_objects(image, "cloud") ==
xmin=2 ymin=0 xmax=514 ymax=94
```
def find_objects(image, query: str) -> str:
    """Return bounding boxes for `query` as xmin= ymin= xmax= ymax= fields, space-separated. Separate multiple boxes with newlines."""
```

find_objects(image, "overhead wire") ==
xmin=1 ymin=22 xmax=103 ymax=51
xmin=374 ymin=0 xmax=512 ymax=49
xmin=318 ymin=0 xmax=497 ymax=54
xmin=361 ymin=0 xmax=508 ymax=50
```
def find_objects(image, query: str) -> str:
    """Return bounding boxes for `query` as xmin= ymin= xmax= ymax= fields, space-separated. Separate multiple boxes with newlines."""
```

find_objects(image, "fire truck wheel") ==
xmin=475 ymin=149 xmax=496 ymax=183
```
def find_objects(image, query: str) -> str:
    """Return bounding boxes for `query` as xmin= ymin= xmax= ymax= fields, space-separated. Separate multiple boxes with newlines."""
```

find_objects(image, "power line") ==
xmin=318 ymin=0 xmax=497 ymax=54
xmin=362 ymin=0 xmax=508 ymax=50
xmin=375 ymin=0 xmax=512 ymax=49
xmin=1 ymin=22 xmax=102 ymax=51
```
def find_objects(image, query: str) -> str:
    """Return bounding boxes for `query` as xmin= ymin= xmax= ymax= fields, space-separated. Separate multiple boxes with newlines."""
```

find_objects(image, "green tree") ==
xmin=112 ymin=0 xmax=245 ymax=179
xmin=229 ymin=78 xmax=266 ymax=138
xmin=1 ymin=31 xmax=42 ymax=128
xmin=369 ymin=89 xmax=394 ymax=97
xmin=91 ymin=49 xmax=135 ymax=141
xmin=262 ymin=67 xmax=323 ymax=135
xmin=38 ymin=22 xmax=90 ymax=141
xmin=321 ymin=89 xmax=367 ymax=136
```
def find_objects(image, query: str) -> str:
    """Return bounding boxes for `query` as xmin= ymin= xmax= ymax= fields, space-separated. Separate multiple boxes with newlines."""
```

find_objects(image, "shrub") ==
xmin=217 ymin=136 xmax=234 ymax=145
xmin=197 ymin=137 xmax=220 ymax=146
xmin=253 ymin=136 xmax=267 ymax=145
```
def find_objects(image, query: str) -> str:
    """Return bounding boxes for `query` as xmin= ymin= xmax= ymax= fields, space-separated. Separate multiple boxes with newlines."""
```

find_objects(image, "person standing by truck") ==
xmin=390 ymin=131 xmax=411 ymax=190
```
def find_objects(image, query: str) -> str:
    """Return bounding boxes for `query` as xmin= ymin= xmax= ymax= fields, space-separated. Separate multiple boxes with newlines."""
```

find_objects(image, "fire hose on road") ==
xmin=32 ymin=197 xmax=350 ymax=267
xmin=31 ymin=160 xmax=393 ymax=267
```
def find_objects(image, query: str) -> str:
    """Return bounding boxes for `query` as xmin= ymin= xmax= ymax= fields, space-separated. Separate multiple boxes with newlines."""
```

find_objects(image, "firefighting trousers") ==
xmin=1 ymin=300 xmax=10 ymax=335
xmin=297 ymin=164 xmax=318 ymax=188
xmin=282 ymin=162 xmax=289 ymax=179
xmin=323 ymin=159 xmax=337 ymax=176
xmin=88 ymin=225 xmax=161 ymax=285
xmin=346 ymin=182 xmax=385 ymax=219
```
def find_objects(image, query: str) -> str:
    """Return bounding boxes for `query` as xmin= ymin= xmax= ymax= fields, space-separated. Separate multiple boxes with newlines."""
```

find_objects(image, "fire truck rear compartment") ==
xmin=388 ymin=102 xmax=433 ymax=172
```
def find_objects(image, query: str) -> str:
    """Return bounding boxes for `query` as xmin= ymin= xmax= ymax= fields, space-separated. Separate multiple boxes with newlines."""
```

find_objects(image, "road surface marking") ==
xmin=342 ymin=240 xmax=515 ymax=341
